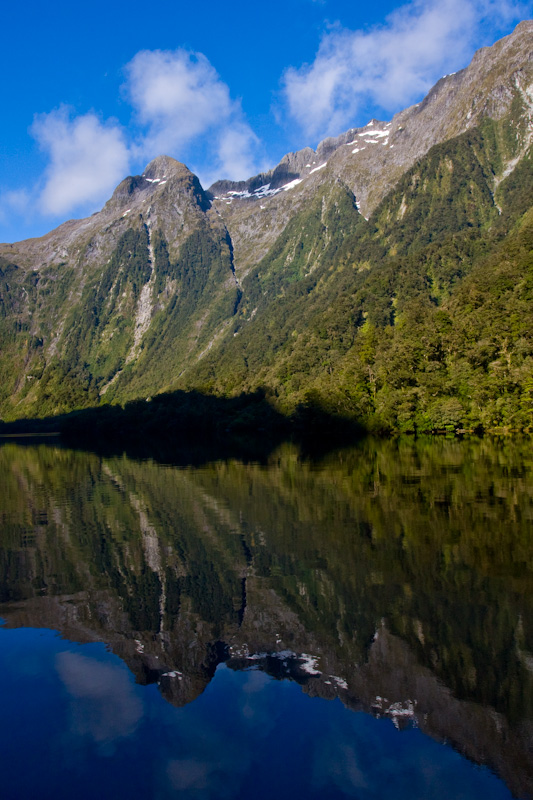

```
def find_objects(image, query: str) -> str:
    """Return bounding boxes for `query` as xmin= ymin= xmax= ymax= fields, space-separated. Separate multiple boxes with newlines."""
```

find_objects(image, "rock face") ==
xmin=209 ymin=20 xmax=533 ymax=276
xmin=0 ymin=21 xmax=531 ymax=422
xmin=0 ymin=155 xmax=240 ymax=414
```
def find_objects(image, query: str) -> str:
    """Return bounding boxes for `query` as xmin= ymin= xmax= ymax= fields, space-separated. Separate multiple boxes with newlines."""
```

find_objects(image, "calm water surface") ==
xmin=1 ymin=436 xmax=532 ymax=799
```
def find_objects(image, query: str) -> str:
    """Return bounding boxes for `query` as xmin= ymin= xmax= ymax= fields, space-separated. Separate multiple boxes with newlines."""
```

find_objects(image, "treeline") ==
xmin=0 ymin=387 xmax=364 ymax=461
xmin=1 ymin=109 xmax=532 ymax=436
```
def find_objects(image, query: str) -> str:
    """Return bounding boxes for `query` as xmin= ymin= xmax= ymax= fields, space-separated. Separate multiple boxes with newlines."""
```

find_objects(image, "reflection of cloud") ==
xmin=242 ymin=670 xmax=270 ymax=695
xmin=313 ymin=741 xmax=369 ymax=793
xmin=56 ymin=651 xmax=143 ymax=746
xmin=241 ymin=668 xmax=271 ymax=720
xmin=166 ymin=750 xmax=249 ymax=798
xmin=164 ymin=668 xmax=271 ymax=798
xmin=167 ymin=759 xmax=211 ymax=791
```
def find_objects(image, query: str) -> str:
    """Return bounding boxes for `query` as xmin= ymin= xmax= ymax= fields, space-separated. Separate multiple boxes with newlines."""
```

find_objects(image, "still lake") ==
xmin=1 ymin=436 xmax=532 ymax=799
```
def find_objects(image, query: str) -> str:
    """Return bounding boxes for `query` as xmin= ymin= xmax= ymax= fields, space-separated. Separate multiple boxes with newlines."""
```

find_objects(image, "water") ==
xmin=0 ymin=436 xmax=532 ymax=799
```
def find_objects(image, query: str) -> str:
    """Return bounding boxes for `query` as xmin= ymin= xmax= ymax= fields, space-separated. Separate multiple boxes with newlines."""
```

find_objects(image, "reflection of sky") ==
xmin=0 ymin=627 xmax=513 ymax=800
xmin=56 ymin=651 xmax=143 ymax=750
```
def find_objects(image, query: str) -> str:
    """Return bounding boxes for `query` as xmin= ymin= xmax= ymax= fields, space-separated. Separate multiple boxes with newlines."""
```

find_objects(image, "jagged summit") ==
xmin=0 ymin=21 xmax=531 ymax=428
xmin=143 ymin=154 xmax=189 ymax=180
xmin=210 ymin=19 xmax=532 ymax=223
xmin=106 ymin=155 xmax=209 ymax=216
xmin=203 ymin=18 xmax=532 ymax=282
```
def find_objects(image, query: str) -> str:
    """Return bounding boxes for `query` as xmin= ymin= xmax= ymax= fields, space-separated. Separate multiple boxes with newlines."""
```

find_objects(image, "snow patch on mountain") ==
xmin=359 ymin=130 xmax=389 ymax=138
xmin=282 ymin=178 xmax=303 ymax=191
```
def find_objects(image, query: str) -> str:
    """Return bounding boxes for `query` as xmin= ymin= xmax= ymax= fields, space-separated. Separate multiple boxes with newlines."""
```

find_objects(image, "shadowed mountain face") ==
xmin=1 ymin=438 xmax=533 ymax=797
xmin=0 ymin=23 xmax=532 ymax=433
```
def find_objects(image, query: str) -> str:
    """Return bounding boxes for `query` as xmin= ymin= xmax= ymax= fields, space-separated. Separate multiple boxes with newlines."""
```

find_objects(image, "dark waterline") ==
xmin=0 ymin=437 xmax=532 ymax=798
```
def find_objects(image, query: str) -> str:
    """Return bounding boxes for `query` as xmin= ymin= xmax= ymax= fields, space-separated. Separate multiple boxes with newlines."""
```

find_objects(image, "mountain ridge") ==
xmin=0 ymin=20 xmax=532 ymax=432
xmin=209 ymin=19 xmax=532 ymax=280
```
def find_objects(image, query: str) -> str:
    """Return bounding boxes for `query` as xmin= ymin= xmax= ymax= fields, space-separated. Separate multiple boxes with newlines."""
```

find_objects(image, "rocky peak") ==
xmin=143 ymin=154 xmax=188 ymax=182
xmin=210 ymin=18 xmax=533 ymax=243
xmin=104 ymin=155 xmax=211 ymax=217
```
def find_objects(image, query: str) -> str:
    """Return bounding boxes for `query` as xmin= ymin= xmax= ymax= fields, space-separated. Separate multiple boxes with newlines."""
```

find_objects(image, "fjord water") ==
xmin=1 ymin=438 xmax=532 ymax=799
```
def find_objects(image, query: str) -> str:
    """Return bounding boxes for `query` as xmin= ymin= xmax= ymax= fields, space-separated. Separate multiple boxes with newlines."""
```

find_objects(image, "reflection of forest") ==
xmin=1 ymin=438 xmax=533 ymax=797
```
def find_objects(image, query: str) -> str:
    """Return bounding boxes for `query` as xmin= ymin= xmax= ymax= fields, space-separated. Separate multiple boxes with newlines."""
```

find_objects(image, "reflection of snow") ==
xmin=332 ymin=676 xmax=348 ymax=690
xmin=161 ymin=670 xmax=183 ymax=680
xmin=167 ymin=759 xmax=212 ymax=791
xmin=300 ymin=653 xmax=321 ymax=675
xmin=372 ymin=696 xmax=417 ymax=728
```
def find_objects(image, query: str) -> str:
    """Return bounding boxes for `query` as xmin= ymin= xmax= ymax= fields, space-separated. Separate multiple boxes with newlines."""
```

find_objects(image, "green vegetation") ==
xmin=0 ymin=108 xmax=532 ymax=435
xmin=188 ymin=118 xmax=533 ymax=434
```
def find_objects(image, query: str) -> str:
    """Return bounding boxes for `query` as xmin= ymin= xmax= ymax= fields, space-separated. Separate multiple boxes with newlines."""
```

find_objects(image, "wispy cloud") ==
xmin=282 ymin=0 xmax=530 ymax=140
xmin=126 ymin=49 xmax=233 ymax=155
xmin=56 ymin=651 xmax=143 ymax=746
xmin=31 ymin=106 xmax=131 ymax=216
xmin=207 ymin=123 xmax=262 ymax=184
xmin=0 ymin=188 xmax=32 ymax=229
xmin=125 ymin=49 xmax=264 ymax=182
xmin=3 ymin=49 xmax=265 ymax=227
xmin=1 ymin=2 xmax=529 ymax=238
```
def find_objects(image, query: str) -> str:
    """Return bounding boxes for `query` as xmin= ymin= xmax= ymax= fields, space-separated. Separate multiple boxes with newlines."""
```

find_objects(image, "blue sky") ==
xmin=1 ymin=0 xmax=531 ymax=243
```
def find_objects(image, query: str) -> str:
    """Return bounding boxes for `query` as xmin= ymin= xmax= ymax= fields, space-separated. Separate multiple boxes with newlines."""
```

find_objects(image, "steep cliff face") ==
xmin=0 ymin=156 xmax=240 ymax=415
xmin=0 ymin=22 xmax=531 ymax=424
xmin=210 ymin=20 xmax=533 ymax=277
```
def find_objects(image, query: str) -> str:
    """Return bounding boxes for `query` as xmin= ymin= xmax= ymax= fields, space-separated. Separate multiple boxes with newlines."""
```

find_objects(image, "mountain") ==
xmin=0 ymin=21 xmax=532 ymax=432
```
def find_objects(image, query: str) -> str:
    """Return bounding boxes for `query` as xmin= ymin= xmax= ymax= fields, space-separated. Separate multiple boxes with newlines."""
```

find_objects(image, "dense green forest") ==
xmin=189 ymin=118 xmax=533 ymax=433
xmin=0 ymin=105 xmax=532 ymax=435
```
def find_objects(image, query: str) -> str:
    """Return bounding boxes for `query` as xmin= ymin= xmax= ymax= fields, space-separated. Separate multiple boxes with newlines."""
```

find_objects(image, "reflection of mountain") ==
xmin=1 ymin=439 xmax=533 ymax=796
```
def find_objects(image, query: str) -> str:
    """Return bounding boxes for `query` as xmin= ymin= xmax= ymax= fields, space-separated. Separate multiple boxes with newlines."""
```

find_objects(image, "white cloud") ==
xmin=125 ymin=49 xmax=264 ymax=183
xmin=283 ymin=0 xmax=531 ymax=140
xmin=11 ymin=48 xmax=262 ymax=227
xmin=208 ymin=124 xmax=263 ymax=183
xmin=1 ymin=48 xmax=265 ymax=237
xmin=126 ymin=49 xmax=234 ymax=155
xmin=0 ymin=189 xmax=32 ymax=230
xmin=32 ymin=106 xmax=131 ymax=216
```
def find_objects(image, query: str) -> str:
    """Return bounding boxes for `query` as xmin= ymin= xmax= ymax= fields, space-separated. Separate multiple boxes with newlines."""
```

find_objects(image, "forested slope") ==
xmin=189 ymin=116 xmax=533 ymax=432
xmin=0 ymin=23 xmax=531 ymax=434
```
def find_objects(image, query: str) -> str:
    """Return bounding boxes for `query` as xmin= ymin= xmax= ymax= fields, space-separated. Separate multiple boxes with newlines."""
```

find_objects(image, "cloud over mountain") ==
xmin=125 ymin=49 xmax=263 ymax=182
xmin=1 ymin=3 xmax=530 ymax=233
xmin=32 ymin=106 xmax=131 ymax=216
xmin=283 ymin=0 xmax=530 ymax=139
xmin=18 ymin=50 xmax=264 ymax=220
